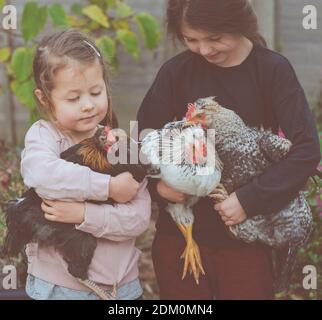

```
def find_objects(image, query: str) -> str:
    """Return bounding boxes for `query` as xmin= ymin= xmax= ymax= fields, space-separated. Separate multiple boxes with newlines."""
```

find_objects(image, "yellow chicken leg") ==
xmin=177 ymin=223 xmax=205 ymax=285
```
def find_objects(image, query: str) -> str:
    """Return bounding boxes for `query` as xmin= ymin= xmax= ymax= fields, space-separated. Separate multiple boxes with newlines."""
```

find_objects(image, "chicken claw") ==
xmin=208 ymin=183 xmax=229 ymax=203
xmin=177 ymin=223 xmax=205 ymax=284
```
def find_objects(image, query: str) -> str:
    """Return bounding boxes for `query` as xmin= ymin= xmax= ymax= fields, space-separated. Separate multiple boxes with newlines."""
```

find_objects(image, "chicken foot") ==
xmin=177 ymin=223 xmax=205 ymax=285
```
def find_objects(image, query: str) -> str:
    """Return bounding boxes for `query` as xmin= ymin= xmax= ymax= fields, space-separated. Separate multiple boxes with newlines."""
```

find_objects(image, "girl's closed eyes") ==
xmin=67 ymin=91 xmax=102 ymax=103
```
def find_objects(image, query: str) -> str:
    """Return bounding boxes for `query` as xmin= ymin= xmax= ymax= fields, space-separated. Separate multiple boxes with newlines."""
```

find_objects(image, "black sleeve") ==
xmin=236 ymin=58 xmax=321 ymax=217
xmin=137 ymin=64 xmax=177 ymax=202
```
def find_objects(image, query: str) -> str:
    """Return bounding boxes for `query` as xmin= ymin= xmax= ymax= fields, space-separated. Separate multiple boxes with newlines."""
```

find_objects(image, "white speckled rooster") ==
xmin=141 ymin=124 xmax=222 ymax=284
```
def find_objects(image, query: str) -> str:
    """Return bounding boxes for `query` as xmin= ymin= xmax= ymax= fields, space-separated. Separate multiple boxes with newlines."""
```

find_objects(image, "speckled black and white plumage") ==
xmin=184 ymin=96 xmax=313 ymax=291
xmin=141 ymin=124 xmax=222 ymax=227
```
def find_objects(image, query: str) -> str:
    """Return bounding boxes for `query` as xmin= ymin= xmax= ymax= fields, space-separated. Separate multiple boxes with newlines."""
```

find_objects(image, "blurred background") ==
xmin=0 ymin=0 xmax=321 ymax=300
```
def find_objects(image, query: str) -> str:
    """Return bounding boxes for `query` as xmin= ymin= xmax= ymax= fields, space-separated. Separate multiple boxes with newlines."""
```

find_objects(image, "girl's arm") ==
xmin=20 ymin=121 xmax=109 ymax=201
xmin=236 ymin=57 xmax=321 ymax=217
xmin=75 ymin=179 xmax=151 ymax=242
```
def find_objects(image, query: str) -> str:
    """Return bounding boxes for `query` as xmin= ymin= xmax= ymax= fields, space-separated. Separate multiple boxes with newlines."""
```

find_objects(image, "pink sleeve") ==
xmin=20 ymin=121 xmax=110 ymax=201
xmin=75 ymin=179 xmax=152 ymax=242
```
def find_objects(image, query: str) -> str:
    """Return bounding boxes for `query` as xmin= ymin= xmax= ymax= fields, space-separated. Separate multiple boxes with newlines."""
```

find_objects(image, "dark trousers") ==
xmin=152 ymin=233 xmax=275 ymax=300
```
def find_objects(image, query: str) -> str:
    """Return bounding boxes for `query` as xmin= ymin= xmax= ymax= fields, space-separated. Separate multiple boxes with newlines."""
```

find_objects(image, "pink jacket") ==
xmin=20 ymin=120 xmax=151 ymax=291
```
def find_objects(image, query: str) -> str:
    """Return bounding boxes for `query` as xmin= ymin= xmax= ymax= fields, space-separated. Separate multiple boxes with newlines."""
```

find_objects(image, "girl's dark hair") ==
xmin=33 ymin=29 xmax=115 ymax=127
xmin=167 ymin=0 xmax=267 ymax=47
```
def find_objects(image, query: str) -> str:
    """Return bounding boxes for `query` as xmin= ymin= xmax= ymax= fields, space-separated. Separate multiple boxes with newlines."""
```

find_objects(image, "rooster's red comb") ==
xmin=185 ymin=103 xmax=196 ymax=121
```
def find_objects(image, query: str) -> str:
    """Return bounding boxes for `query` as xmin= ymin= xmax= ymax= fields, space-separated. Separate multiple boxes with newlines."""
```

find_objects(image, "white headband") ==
xmin=83 ymin=40 xmax=101 ymax=58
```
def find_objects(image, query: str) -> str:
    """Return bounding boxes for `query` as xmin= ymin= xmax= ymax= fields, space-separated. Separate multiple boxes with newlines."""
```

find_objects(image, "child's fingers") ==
xmin=225 ymin=220 xmax=237 ymax=226
xmin=41 ymin=201 xmax=55 ymax=215
xmin=42 ymin=199 xmax=54 ymax=206
xmin=44 ymin=213 xmax=56 ymax=221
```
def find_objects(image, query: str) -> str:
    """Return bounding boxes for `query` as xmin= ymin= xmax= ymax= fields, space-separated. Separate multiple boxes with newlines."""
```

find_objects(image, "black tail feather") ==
xmin=2 ymin=199 xmax=33 ymax=257
xmin=274 ymin=246 xmax=298 ymax=293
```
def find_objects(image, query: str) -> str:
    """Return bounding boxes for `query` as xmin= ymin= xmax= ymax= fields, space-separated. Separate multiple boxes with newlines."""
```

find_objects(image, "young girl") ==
xmin=20 ymin=29 xmax=151 ymax=300
xmin=137 ymin=0 xmax=320 ymax=299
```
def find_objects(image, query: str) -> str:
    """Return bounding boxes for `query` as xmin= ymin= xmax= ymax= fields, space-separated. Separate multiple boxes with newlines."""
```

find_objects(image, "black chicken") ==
xmin=1 ymin=125 xmax=150 ymax=299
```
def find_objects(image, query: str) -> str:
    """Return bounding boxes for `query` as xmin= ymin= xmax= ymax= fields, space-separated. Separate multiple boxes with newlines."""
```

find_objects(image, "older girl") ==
xmin=137 ymin=0 xmax=320 ymax=299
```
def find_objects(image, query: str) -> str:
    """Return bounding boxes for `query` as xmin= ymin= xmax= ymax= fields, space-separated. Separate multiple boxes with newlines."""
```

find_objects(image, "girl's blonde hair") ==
xmin=33 ymin=29 xmax=114 ymax=127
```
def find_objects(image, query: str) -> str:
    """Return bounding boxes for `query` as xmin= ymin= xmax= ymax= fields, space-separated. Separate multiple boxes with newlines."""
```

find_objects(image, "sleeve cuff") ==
xmin=88 ymin=171 xmax=110 ymax=201
xmin=75 ymin=202 xmax=107 ymax=235
xmin=235 ymin=183 xmax=264 ymax=218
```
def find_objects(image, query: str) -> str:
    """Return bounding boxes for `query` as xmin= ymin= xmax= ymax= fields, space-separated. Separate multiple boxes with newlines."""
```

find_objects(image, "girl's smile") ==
xmin=181 ymin=22 xmax=253 ymax=67
xmin=80 ymin=114 xmax=99 ymax=121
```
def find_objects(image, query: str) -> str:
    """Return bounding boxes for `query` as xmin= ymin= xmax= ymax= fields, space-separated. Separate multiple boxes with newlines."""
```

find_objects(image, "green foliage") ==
xmin=0 ymin=0 xmax=161 ymax=126
xmin=48 ymin=3 xmax=68 ymax=28
xmin=116 ymin=29 xmax=139 ymax=59
xmin=96 ymin=35 xmax=116 ymax=64
xmin=134 ymin=13 xmax=161 ymax=49
xmin=21 ymin=2 xmax=48 ymax=42
xmin=82 ymin=5 xmax=110 ymax=28
xmin=0 ymin=48 xmax=11 ymax=63
xmin=0 ymin=0 xmax=5 ymax=10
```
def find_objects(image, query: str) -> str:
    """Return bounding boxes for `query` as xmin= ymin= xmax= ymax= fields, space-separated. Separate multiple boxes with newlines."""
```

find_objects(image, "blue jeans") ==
xmin=26 ymin=274 xmax=143 ymax=300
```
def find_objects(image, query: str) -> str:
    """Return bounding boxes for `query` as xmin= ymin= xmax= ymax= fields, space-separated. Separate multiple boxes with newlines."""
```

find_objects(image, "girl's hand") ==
xmin=157 ymin=180 xmax=186 ymax=203
xmin=41 ymin=199 xmax=85 ymax=224
xmin=109 ymin=172 xmax=140 ymax=203
xmin=214 ymin=192 xmax=247 ymax=226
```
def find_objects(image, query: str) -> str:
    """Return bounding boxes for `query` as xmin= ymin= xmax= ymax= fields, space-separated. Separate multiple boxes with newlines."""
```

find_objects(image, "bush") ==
xmin=0 ymin=140 xmax=27 ymax=288
xmin=0 ymin=0 xmax=161 ymax=124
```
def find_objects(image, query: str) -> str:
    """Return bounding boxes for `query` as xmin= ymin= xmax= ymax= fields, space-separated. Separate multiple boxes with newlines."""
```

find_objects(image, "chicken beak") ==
xmin=106 ymin=130 xmax=116 ymax=145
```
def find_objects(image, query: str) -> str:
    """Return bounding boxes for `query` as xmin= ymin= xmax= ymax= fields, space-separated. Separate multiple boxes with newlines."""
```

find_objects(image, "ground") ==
xmin=137 ymin=203 xmax=159 ymax=300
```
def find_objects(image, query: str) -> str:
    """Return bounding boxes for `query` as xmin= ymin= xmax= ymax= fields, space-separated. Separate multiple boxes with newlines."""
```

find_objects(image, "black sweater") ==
xmin=137 ymin=44 xmax=321 ymax=248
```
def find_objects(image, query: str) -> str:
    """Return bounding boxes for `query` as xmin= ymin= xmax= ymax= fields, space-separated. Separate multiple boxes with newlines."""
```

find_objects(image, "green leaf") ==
xmin=134 ymin=13 xmax=161 ymax=49
xmin=10 ymin=47 xmax=34 ymax=82
xmin=22 ymin=2 xmax=48 ymax=42
xmin=71 ymin=3 xmax=83 ymax=16
xmin=96 ymin=35 xmax=116 ymax=63
xmin=106 ymin=0 xmax=117 ymax=9
xmin=11 ymin=79 xmax=37 ymax=110
xmin=49 ymin=3 xmax=68 ymax=27
xmin=116 ymin=29 xmax=140 ymax=60
xmin=0 ymin=0 xmax=5 ymax=10
xmin=67 ymin=15 xmax=87 ymax=28
xmin=115 ymin=2 xmax=134 ymax=19
xmin=0 ymin=47 xmax=11 ymax=63
xmin=82 ymin=5 xmax=109 ymax=28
